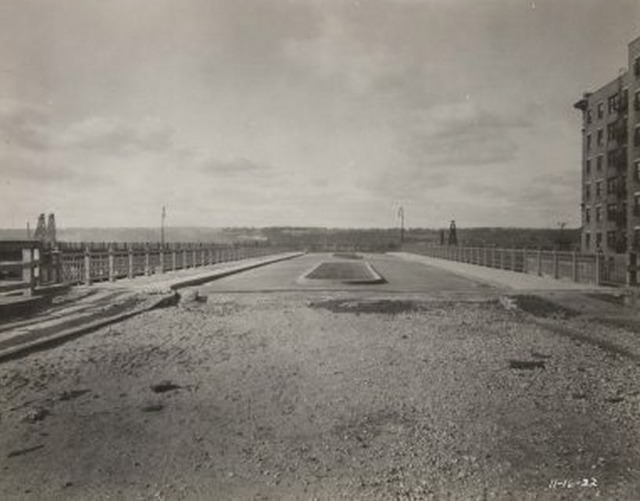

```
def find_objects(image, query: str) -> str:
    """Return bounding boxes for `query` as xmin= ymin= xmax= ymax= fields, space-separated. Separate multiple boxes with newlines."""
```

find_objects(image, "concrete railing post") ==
xmin=511 ymin=248 xmax=516 ymax=271
xmin=159 ymin=246 xmax=165 ymax=274
xmin=108 ymin=245 xmax=115 ymax=282
xmin=537 ymin=249 xmax=542 ymax=276
xmin=499 ymin=248 xmax=505 ymax=269
xmin=52 ymin=248 xmax=62 ymax=283
xmin=21 ymin=247 xmax=35 ymax=294
xmin=144 ymin=245 xmax=151 ymax=276
xmin=171 ymin=246 xmax=177 ymax=271
xmin=572 ymin=251 xmax=578 ymax=282
xmin=552 ymin=250 xmax=559 ymax=279
xmin=192 ymin=247 xmax=197 ymax=268
xmin=84 ymin=246 xmax=92 ymax=285
xmin=627 ymin=252 xmax=637 ymax=287
xmin=595 ymin=252 xmax=602 ymax=285
xmin=128 ymin=245 xmax=134 ymax=278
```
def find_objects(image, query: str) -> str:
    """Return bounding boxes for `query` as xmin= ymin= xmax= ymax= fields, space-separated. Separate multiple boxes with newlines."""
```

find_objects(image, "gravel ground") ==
xmin=0 ymin=290 xmax=639 ymax=500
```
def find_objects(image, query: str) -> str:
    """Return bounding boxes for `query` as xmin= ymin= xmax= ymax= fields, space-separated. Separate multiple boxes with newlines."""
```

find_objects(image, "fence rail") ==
xmin=402 ymin=243 xmax=636 ymax=287
xmin=1 ymin=240 xmax=286 ymax=291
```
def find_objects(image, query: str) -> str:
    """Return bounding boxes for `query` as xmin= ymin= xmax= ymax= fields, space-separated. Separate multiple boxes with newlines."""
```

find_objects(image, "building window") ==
xmin=597 ymin=155 xmax=603 ymax=172
xmin=619 ymin=119 xmax=628 ymax=143
xmin=607 ymin=203 xmax=617 ymax=221
xmin=596 ymin=206 xmax=602 ymax=222
xmin=586 ymin=134 xmax=592 ymax=151
xmin=635 ymin=90 xmax=640 ymax=111
xmin=635 ymin=160 xmax=640 ymax=181
xmin=585 ymin=233 xmax=591 ymax=249
xmin=597 ymin=129 xmax=604 ymax=146
xmin=585 ymin=183 xmax=591 ymax=201
xmin=621 ymin=89 xmax=628 ymax=112
xmin=585 ymin=208 xmax=591 ymax=224
xmin=607 ymin=231 xmax=617 ymax=250
xmin=607 ymin=151 xmax=616 ymax=169
xmin=587 ymin=109 xmax=593 ymax=124
xmin=635 ymin=126 xmax=640 ymax=147
xmin=635 ymin=56 xmax=640 ymax=77
xmin=597 ymin=102 xmax=605 ymax=119
xmin=586 ymin=159 xmax=591 ymax=175
xmin=635 ymin=195 xmax=640 ymax=217
xmin=596 ymin=232 xmax=602 ymax=248
xmin=607 ymin=177 xmax=617 ymax=195
xmin=607 ymin=123 xmax=616 ymax=142
xmin=608 ymin=94 xmax=618 ymax=114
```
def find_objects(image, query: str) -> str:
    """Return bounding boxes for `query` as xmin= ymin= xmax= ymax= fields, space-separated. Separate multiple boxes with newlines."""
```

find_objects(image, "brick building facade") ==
xmin=575 ymin=35 xmax=640 ymax=254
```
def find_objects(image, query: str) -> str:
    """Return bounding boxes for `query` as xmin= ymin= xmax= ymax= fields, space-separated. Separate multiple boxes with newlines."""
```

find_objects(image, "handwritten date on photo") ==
xmin=549 ymin=478 xmax=598 ymax=489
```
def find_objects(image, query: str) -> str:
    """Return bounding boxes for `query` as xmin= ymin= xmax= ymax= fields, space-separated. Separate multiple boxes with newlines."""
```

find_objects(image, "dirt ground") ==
xmin=1 ymin=290 xmax=639 ymax=500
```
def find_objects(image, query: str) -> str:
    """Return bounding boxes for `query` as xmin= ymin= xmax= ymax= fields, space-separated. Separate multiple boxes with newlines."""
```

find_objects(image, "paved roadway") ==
xmin=199 ymin=252 xmax=499 ymax=293
xmin=2 ymin=252 xmax=639 ymax=499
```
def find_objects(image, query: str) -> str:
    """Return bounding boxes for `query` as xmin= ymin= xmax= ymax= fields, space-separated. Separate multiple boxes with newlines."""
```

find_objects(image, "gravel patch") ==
xmin=0 ymin=292 xmax=638 ymax=499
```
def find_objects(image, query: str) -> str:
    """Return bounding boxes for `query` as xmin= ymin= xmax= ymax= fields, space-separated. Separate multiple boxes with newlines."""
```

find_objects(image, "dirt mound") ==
xmin=510 ymin=295 xmax=579 ymax=319
xmin=309 ymin=299 xmax=424 ymax=315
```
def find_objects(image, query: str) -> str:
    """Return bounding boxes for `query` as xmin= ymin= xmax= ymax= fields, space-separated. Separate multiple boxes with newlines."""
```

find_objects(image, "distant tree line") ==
xmin=0 ymin=225 xmax=580 ymax=252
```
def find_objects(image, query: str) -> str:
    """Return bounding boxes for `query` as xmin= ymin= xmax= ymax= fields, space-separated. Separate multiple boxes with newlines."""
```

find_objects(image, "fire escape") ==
xmin=612 ymin=75 xmax=628 ymax=253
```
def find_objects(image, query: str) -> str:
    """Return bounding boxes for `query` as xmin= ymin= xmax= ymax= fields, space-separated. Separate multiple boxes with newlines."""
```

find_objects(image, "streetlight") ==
xmin=161 ymin=206 xmax=166 ymax=246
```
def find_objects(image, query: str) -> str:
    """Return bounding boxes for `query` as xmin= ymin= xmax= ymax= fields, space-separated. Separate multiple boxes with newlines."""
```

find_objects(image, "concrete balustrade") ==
xmin=0 ymin=241 xmax=283 ymax=289
xmin=401 ymin=242 xmax=637 ymax=287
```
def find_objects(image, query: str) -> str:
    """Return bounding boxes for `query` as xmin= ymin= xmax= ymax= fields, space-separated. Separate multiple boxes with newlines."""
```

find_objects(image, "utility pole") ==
xmin=161 ymin=206 xmax=166 ymax=246
xmin=398 ymin=205 xmax=405 ymax=244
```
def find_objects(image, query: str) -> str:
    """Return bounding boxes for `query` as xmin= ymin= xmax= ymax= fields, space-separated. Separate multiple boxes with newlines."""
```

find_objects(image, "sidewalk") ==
xmin=390 ymin=252 xmax=615 ymax=292
xmin=0 ymin=252 xmax=302 ymax=362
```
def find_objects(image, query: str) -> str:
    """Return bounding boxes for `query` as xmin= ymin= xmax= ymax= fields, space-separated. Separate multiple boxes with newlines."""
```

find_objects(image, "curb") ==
xmin=168 ymin=252 xmax=304 ymax=290
xmin=297 ymin=259 xmax=387 ymax=285
xmin=0 ymin=252 xmax=303 ymax=364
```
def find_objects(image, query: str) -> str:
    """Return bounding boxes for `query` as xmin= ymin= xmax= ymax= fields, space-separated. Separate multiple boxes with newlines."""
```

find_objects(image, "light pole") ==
xmin=398 ymin=205 xmax=405 ymax=244
xmin=161 ymin=206 xmax=166 ymax=246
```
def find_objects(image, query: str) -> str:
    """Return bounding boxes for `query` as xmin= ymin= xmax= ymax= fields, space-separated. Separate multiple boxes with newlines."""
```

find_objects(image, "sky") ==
xmin=1 ymin=0 xmax=639 ymax=229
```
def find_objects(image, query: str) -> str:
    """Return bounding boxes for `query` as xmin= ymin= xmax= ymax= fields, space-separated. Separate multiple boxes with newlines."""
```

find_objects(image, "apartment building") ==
xmin=574 ymin=35 xmax=640 ymax=254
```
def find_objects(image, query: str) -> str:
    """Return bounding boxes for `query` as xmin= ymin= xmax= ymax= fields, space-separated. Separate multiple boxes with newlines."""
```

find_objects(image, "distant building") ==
xmin=574 ymin=35 xmax=640 ymax=254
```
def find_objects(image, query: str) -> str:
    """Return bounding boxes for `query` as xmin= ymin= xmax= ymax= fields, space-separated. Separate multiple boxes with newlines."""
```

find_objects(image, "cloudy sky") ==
xmin=1 ymin=0 xmax=639 ymax=229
